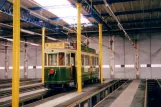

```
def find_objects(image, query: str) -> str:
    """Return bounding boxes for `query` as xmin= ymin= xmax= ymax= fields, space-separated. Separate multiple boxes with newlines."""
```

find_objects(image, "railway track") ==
xmin=0 ymin=80 xmax=116 ymax=107
xmin=0 ymin=79 xmax=41 ymax=89
xmin=144 ymin=79 xmax=161 ymax=107
xmin=0 ymin=79 xmax=40 ymax=84
xmin=0 ymin=83 xmax=44 ymax=98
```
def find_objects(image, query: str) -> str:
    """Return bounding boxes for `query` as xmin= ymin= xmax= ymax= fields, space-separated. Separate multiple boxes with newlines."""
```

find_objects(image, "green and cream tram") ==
xmin=44 ymin=42 xmax=99 ymax=89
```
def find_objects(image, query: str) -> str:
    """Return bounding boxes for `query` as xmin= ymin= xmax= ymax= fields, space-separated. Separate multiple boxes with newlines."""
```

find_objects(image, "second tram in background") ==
xmin=44 ymin=42 xmax=99 ymax=89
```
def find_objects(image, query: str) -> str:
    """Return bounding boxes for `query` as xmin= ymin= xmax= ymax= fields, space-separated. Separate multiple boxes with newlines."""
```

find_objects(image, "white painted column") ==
xmin=109 ymin=36 xmax=115 ymax=79
xmin=24 ymin=42 xmax=28 ymax=78
xmin=5 ymin=41 xmax=9 ymax=79
xmin=135 ymin=38 xmax=139 ymax=79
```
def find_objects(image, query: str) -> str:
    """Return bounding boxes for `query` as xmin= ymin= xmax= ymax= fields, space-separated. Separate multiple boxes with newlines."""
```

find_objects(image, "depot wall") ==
xmin=89 ymin=32 xmax=161 ymax=79
xmin=0 ymin=32 xmax=161 ymax=79
xmin=0 ymin=42 xmax=42 ymax=79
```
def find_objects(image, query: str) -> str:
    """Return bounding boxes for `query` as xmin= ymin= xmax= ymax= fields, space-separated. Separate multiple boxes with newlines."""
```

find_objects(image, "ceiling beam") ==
xmin=0 ymin=0 xmax=6 ymax=9
xmin=81 ymin=0 xmax=111 ymax=30
xmin=113 ymin=8 xmax=161 ymax=16
xmin=49 ymin=8 xmax=161 ymax=21
xmin=2 ymin=18 xmax=161 ymax=28
xmin=0 ymin=1 xmax=62 ymax=33
xmin=107 ymin=18 xmax=161 ymax=24
xmin=100 ymin=8 xmax=161 ymax=16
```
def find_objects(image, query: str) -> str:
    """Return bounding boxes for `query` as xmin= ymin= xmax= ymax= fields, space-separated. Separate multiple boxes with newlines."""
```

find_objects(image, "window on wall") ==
xmin=48 ymin=53 xmax=57 ymax=66
xmin=66 ymin=53 xmax=70 ymax=66
xmin=58 ymin=52 xmax=65 ymax=66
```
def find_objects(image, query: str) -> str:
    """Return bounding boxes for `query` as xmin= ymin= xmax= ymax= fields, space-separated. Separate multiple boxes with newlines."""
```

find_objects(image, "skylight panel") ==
xmin=33 ymin=0 xmax=90 ymax=24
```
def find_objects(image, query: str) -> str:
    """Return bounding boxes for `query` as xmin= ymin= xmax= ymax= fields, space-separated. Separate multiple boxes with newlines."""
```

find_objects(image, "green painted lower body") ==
xmin=44 ymin=67 xmax=99 ymax=88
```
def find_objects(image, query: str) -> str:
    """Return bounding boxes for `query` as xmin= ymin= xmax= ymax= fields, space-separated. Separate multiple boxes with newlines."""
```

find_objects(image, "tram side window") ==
xmin=95 ymin=57 xmax=97 ymax=65
xmin=59 ymin=52 xmax=65 ymax=66
xmin=92 ymin=56 xmax=96 ymax=65
xmin=85 ymin=55 xmax=90 ymax=65
xmin=48 ymin=54 xmax=57 ymax=66
xmin=92 ymin=56 xmax=94 ymax=65
xmin=71 ymin=53 xmax=75 ymax=66
xmin=66 ymin=53 xmax=70 ymax=66
xmin=95 ymin=56 xmax=97 ymax=65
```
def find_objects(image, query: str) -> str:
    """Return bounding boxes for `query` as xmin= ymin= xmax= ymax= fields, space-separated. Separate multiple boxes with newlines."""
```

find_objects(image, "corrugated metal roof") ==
xmin=0 ymin=0 xmax=160 ymax=39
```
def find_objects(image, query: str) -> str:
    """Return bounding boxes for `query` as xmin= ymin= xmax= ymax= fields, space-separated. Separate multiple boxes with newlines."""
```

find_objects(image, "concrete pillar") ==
xmin=109 ymin=36 xmax=115 ymax=79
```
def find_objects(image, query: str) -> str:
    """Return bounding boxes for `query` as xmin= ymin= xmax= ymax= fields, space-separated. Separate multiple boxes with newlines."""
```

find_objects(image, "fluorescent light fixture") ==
xmin=21 ymin=41 xmax=40 ymax=46
xmin=33 ymin=0 xmax=90 ymax=24
xmin=46 ymin=36 xmax=57 ymax=41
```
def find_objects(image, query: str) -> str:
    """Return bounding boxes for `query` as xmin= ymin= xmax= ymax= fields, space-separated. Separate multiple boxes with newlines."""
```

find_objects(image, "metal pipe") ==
xmin=76 ymin=3 xmax=82 ymax=92
xmin=99 ymin=23 xmax=103 ymax=84
xmin=0 ymin=36 xmax=40 ymax=46
xmin=12 ymin=0 xmax=20 ymax=106
xmin=0 ymin=23 xmax=61 ymax=41
xmin=103 ymin=0 xmax=135 ymax=47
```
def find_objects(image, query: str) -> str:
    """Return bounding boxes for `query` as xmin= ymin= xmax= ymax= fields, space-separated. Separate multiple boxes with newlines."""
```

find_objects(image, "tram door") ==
xmin=71 ymin=53 xmax=76 ymax=79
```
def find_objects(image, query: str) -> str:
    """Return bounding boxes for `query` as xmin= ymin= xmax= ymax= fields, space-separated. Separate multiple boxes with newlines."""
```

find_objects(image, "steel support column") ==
xmin=99 ymin=24 xmax=103 ymax=84
xmin=12 ymin=0 xmax=20 ymax=106
xmin=42 ymin=27 xmax=45 ymax=83
xmin=76 ymin=3 xmax=82 ymax=92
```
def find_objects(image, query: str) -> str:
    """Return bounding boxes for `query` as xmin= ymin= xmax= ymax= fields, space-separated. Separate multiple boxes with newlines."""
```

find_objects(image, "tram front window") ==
xmin=48 ymin=54 xmax=57 ymax=66
xmin=59 ymin=52 xmax=65 ymax=66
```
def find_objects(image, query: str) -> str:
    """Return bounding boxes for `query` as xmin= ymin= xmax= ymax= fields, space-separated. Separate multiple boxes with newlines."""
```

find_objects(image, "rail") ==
xmin=67 ymin=80 xmax=128 ymax=107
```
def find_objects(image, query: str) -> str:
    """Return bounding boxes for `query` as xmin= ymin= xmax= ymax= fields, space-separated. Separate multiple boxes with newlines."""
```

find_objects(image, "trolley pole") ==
xmin=76 ymin=2 xmax=82 ymax=92
xmin=42 ymin=27 xmax=45 ymax=83
xmin=12 ymin=0 xmax=20 ymax=106
xmin=99 ymin=24 xmax=103 ymax=84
